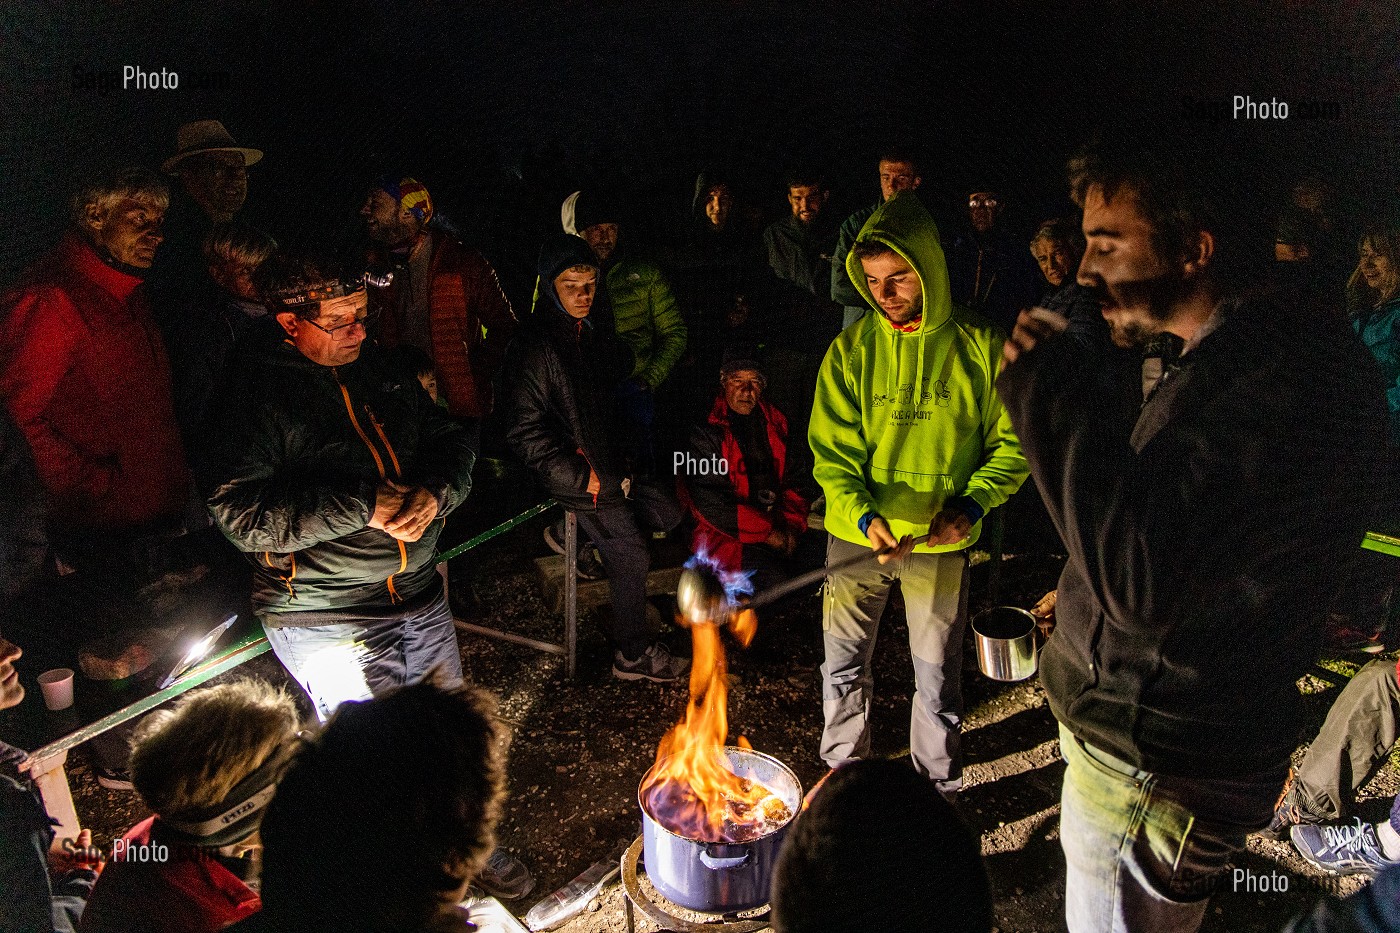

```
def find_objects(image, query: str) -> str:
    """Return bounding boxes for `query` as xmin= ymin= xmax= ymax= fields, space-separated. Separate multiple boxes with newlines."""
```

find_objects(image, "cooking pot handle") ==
xmin=699 ymin=847 xmax=751 ymax=871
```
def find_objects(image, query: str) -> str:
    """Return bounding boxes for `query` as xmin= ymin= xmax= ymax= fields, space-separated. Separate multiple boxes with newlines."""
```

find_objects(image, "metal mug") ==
xmin=972 ymin=606 xmax=1038 ymax=681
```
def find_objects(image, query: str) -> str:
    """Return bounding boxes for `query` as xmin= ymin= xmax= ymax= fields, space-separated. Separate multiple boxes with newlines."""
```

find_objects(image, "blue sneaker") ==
xmin=1292 ymin=819 xmax=1400 ymax=877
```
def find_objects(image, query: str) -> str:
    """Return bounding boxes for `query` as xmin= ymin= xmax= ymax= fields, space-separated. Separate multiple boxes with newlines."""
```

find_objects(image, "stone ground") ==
xmin=65 ymin=477 xmax=1398 ymax=933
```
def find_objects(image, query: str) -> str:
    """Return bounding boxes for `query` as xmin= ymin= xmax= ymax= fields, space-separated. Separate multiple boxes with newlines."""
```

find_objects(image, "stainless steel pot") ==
xmin=972 ymin=606 xmax=1038 ymax=681
xmin=639 ymin=746 xmax=802 ymax=913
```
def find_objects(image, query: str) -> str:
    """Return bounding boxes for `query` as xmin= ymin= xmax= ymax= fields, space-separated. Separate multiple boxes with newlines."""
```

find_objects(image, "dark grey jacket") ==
xmin=998 ymin=294 xmax=1388 ymax=781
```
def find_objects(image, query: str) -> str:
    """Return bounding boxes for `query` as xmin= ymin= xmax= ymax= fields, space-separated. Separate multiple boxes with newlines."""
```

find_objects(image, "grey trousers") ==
xmin=819 ymin=533 xmax=969 ymax=790
xmin=1294 ymin=656 xmax=1400 ymax=820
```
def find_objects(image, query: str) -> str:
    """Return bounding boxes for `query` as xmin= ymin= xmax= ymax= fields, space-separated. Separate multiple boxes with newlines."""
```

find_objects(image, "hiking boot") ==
xmin=612 ymin=643 xmax=690 ymax=683
xmin=543 ymin=519 xmax=568 ymax=556
xmin=1259 ymin=769 xmax=1327 ymax=840
xmin=1325 ymin=614 xmax=1387 ymax=654
xmin=477 ymin=848 xmax=535 ymax=900
xmin=575 ymin=546 xmax=606 ymax=581
xmin=1292 ymin=819 xmax=1400 ymax=877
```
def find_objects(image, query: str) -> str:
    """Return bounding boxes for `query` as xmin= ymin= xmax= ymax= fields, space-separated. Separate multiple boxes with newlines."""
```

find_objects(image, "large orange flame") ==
xmin=641 ymin=550 xmax=786 ymax=843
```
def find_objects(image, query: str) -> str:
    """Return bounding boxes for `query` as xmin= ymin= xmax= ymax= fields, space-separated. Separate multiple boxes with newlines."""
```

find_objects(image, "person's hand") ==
xmin=866 ymin=517 xmax=913 ymax=565
xmin=0 ymin=637 xmax=23 ymax=710
xmin=927 ymin=508 xmax=973 ymax=547
xmin=1002 ymin=307 xmax=1070 ymax=367
xmin=765 ymin=527 xmax=798 ymax=556
xmin=368 ymin=481 xmax=409 ymax=532
xmin=50 ymin=829 xmax=103 ymax=874
xmin=384 ymin=486 xmax=441 ymax=542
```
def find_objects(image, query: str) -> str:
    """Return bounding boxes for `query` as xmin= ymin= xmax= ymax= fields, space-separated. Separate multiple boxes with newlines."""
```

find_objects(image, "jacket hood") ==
xmin=536 ymin=233 xmax=602 ymax=318
xmin=846 ymin=191 xmax=952 ymax=335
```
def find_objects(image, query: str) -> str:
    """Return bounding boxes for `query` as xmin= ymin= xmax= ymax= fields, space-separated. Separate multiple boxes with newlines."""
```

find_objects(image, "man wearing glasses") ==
xmin=946 ymin=188 xmax=1040 ymax=333
xmin=205 ymin=248 xmax=476 ymax=718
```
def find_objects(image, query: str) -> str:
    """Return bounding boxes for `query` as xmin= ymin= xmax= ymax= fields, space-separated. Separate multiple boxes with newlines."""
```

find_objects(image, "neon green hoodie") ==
xmin=809 ymin=192 xmax=1028 ymax=552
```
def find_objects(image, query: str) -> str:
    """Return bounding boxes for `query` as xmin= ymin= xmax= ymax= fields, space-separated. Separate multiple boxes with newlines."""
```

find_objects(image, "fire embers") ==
xmin=641 ymin=547 xmax=789 ymax=844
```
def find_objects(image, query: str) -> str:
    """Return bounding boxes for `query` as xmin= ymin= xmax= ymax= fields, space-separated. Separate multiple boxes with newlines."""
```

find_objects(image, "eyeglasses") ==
xmin=303 ymin=308 xmax=377 ymax=336
xmin=969 ymin=197 xmax=999 ymax=208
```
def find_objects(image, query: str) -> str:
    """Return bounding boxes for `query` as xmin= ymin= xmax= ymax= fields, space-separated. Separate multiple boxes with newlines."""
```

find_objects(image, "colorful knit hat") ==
xmin=379 ymin=175 xmax=434 ymax=226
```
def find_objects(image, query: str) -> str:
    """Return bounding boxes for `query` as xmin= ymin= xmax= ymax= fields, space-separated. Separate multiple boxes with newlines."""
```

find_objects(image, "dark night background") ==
xmin=2 ymin=0 xmax=1397 ymax=300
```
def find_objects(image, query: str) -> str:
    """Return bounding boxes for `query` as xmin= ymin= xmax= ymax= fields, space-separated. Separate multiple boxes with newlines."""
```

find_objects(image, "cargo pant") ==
xmin=819 ymin=534 xmax=968 ymax=791
xmin=1292 ymin=656 xmax=1400 ymax=820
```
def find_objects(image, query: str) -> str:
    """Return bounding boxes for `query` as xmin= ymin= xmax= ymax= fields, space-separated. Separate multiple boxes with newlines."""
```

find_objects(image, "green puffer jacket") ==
xmin=206 ymin=341 xmax=475 ymax=616
xmin=606 ymin=258 xmax=687 ymax=389
xmin=810 ymin=191 xmax=1028 ymax=552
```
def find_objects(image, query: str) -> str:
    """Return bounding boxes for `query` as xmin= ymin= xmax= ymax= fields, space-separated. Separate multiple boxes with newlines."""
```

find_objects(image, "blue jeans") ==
xmin=263 ymin=584 xmax=463 ymax=721
xmin=1058 ymin=724 xmax=1279 ymax=933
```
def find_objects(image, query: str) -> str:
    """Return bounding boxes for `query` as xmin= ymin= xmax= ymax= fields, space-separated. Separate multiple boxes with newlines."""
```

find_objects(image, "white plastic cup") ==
xmin=37 ymin=668 xmax=75 ymax=711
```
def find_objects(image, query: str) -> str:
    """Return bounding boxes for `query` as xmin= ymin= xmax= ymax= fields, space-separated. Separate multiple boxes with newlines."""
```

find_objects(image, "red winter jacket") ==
xmin=367 ymin=231 xmax=518 ymax=419
xmin=0 ymin=234 xmax=190 ymax=532
xmin=78 ymin=817 xmax=261 ymax=933
xmin=677 ymin=394 xmax=809 ymax=573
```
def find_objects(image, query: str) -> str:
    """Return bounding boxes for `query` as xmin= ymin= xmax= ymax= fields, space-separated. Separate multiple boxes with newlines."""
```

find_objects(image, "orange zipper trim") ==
xmin=263 ymin=551 xmax=297 ymax=599
xmin=365 ymin=404 xmax=403 ymax=479
xmin=337 ymin=375 xmax=387 ymax=480
xmin=336 ymin=370 xmax=404 ymax=602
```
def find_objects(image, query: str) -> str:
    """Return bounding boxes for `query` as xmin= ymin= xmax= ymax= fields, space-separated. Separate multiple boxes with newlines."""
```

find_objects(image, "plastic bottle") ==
xmin=523 ymin=854 xmax=621 ymax=931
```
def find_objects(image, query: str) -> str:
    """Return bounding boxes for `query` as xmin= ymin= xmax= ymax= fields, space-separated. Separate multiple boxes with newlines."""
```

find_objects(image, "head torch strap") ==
xmin=158 ymin=748 xmax=290 ymax=847
xmin=275 ymin=276 xmax=371 ymax=312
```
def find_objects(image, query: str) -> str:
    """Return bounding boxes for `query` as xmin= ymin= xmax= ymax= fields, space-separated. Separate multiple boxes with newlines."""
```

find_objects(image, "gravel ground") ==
xmin=64 ymin=488 xmax=1399 ymax=933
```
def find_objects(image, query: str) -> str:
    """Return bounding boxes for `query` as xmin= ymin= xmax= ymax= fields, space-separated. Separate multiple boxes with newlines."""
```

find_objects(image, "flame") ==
xmin=641 ymin=546 xmax=786 ymax=843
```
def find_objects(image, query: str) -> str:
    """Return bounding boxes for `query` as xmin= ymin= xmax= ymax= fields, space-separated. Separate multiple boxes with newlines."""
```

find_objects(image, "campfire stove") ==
xmin=639 ymin=746 xmax=801 ymax=913
xmin=620 ymin=837 xmax=772 ymax=933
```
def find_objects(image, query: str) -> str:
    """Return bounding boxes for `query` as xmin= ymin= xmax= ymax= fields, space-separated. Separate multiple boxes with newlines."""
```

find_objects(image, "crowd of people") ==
xmin=1 ymin=115 xmax=1399 ymax=933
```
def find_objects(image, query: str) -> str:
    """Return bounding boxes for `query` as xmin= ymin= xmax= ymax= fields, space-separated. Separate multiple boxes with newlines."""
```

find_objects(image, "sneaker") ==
xmin=1291 ymin=819 xmax=1400 ymax=877
xmin=612 ymin=643 xmax=690 ymax=683
xmin=1260 ymin=769 xmax=1327 ymax=840
xmin=543 ymin=519 xmax=567 ymax=556
xmin=477 ymin=848 xmax=535 ymax=900
xmin=575 ymin=546 xmax=606 ymax=581
xmin=1325 ymin=614 xmax=1386 ymax=654
xmin=94 ymin=765 xmax=135 ymax=791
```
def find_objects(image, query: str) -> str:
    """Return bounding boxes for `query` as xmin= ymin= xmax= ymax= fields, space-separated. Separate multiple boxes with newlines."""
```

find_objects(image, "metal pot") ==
xmin=972 ymin=606 xmax=1039 ymax=681
xmin=639 ymin=746 xmax=802 ymax=913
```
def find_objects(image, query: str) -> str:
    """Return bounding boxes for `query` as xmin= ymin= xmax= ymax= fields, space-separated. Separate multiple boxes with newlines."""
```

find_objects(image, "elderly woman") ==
xmin=1349 ymin=224 xmax=1400 ymax=444
xmin=1028 ymin=218 xmax=1107 ymax=349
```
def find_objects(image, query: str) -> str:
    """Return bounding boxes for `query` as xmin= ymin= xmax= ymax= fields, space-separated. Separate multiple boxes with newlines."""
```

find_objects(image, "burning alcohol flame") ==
xmin=641 ymin=545 xmax=787 ymax=843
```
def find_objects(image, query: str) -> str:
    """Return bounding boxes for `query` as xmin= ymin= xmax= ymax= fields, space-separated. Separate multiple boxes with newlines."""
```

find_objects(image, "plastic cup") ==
xmin=37 ymin=668 xmax=75 ymax=711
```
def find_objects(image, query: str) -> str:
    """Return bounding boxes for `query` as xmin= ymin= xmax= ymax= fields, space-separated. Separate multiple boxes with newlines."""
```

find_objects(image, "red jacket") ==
xmin=368 ymin=231 xmax=518 ymax=419
xmin=78 ymin=817 xmax=261 ymax=933
xmin=0 ymin=234 xmax=190 ymax=531
xmin=678 ymin=394 xmax=809 ymax=573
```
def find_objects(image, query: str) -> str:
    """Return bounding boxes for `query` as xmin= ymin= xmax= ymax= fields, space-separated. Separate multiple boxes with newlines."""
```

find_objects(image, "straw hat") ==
xmin=162 ymin=120 xmax=263 ymax=173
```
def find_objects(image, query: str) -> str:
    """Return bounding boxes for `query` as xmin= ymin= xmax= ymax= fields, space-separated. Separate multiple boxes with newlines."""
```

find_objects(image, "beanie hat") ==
xmin=563 ymin=190 xmax=620 ymax=235
xmin=720 ymin=347 xmax=766 ymax=385
xmin=379 ymin=175 xmax=434 ymax=226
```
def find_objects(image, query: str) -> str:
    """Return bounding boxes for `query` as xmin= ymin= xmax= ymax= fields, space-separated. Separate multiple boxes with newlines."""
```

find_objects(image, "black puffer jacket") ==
xmin=504 ymin=234 xmax=634 ymax=511
xmin=998 ymin=294 xmax=1387 ymax=783
xmin=207 ymin=341 xmax=474 ymax=617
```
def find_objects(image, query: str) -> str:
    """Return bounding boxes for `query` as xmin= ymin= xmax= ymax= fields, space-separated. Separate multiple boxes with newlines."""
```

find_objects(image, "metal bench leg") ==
xmin=565 ymin=511 xmax=578 ymax=682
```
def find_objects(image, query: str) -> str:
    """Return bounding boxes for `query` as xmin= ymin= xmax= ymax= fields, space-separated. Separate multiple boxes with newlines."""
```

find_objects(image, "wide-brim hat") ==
xmin=162 ymin=120 xmax=263 ymax=174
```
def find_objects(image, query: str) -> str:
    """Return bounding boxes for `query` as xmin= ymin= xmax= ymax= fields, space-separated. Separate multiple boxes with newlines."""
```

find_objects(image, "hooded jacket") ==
xmin=810 ymin=192 xmax=1028 ymax=552
xmin=504 ymin=235 xmax=635 ymax=510
xmin=206 ymin=341 xmax=474 ymax=617
xmin=560 ymin=192 xmax=687 ymax=389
